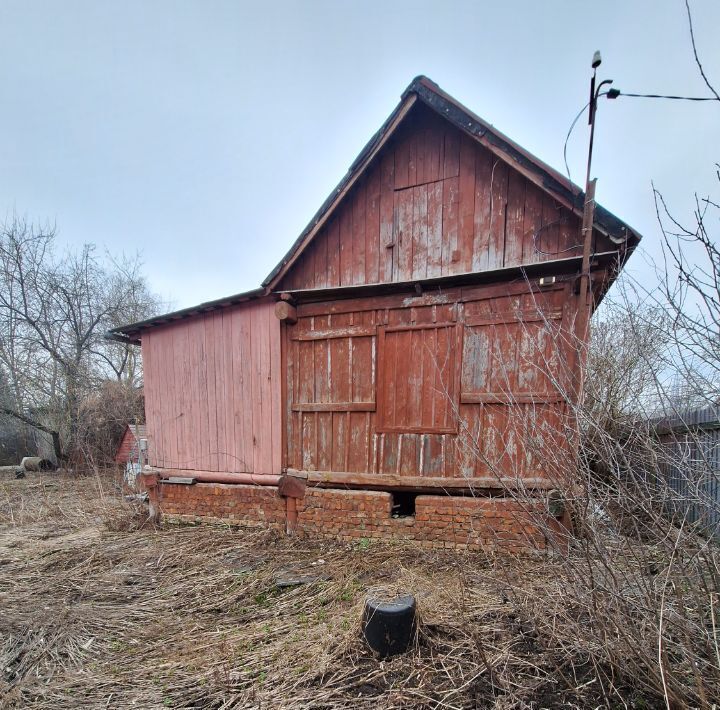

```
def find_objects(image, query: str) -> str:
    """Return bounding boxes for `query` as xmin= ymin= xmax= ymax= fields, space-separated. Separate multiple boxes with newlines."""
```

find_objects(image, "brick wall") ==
xmin=159 ymin=482 xmax=286 ymax=531
xmin=295 ymin=489 xmax=562 ymax=552
xmin=157 ymin=481 xmax=565 ymax=553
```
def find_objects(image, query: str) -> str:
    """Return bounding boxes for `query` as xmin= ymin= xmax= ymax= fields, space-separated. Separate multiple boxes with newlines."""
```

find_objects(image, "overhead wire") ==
xmin=562 ymin=89 xmax=718 ymax=183
xmin=616 ymin=91 xmax=719 ymax=101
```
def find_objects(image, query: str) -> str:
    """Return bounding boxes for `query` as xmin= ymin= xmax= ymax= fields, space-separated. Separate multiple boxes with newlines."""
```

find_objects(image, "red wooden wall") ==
xmin=284 ymin=280 xmax=575 ymax=482
xmin=278 ymin=104 xmax=606 ymax=292
xmin=142 ymin=299 xmax=282 ymax=474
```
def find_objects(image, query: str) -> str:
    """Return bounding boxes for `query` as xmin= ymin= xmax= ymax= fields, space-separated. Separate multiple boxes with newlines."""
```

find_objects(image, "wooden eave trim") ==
xmin=263 ymin=94 xmax=418 ymax=291
xmin=289 ymin=468 xmax=560 ymax=493
xmin=278 ymin=251 xmax=619 ymax=305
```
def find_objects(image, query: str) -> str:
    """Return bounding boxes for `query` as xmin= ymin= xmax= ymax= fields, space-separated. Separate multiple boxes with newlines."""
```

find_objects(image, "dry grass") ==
xmin=0 ymin=472 xmax=693 ymax=709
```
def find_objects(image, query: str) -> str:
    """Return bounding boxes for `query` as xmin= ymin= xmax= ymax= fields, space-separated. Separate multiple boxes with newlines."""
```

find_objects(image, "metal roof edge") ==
xmin=107 ymin=286 xmax=268 ymax=343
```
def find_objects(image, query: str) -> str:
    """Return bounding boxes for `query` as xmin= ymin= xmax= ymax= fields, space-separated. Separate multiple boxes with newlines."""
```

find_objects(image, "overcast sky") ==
xmin=1 ymin=0 xmax=718 ymax=311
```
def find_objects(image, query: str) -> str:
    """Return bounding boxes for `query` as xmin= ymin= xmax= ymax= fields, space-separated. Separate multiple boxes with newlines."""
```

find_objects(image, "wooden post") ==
xmin=574 ymin=178 xmax=596 ymax=404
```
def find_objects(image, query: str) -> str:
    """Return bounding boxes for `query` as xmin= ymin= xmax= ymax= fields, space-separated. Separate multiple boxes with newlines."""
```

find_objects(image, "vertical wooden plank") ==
xmin=289 ymin=336 xmax=302 ymax=470
xmin=443 ymin=127 xmax=460 ymax=179
xmin=540 ymin=195 xmax=561 ymax=260
xmin=504 ymin=170 xmax=526 ymax=267
xmin=394 ymin=132 xmax=409 ymax=190
xmin=394 ymin=330 xmax=410 ymax=429
xmin=424 ymin=435 xmax=445 ymax=476
xmin=411 ymin=184 xmax=428 ymax=280
xmin=420 ymin=329 xmax=434 ymax=430
xmin=416 ymin=127 xmax=428 ymax=185
xmin=426 ymin=123 xmax=443 ymax=183
xmin=258 ymin=303 xmax=275 ymax=473
xmin=406 ymin=329 xmax=422 ymax=425
xmin=313 ymin=338 xmax=330 ymax=405
xmin=458 ymin=134 xmax=476 ymax=273
xmin=487 ymin=160 xmax=509 ymax=269
xmin=269 ymin=308 xmax=282 ymax=474
xmin=365 ymin=165 xmax=381 ymax=284
xmin=193 ymin=318 xmax=210 ymax=470
xmin=142 ymin=334 xmax=157 ymax=466
xmin=347 ymin=412 xmax=369 ymax=471
xmin=441 ymin=176 xmax=459 ymax=275
xmin=339 ymin=202 xmax=353 ymax=286
xmin=379 ymin=151 xmax=395 ymax=282
xmin=329 ymin=335 xmax=350 ymax=405
xmin=558 ymin=214 xmax=581 ymax=256
xmin=297 ymin=339 xmax=315 ymax=404
xmin=426 ymin=180 xmax=443 ymax=278
xmin=301 ymin=412 xmax=317 ymax=470
xmin=352 ymin=182 xmax=366 ymax=285
xmin=172 ymin=324 xmax=188 ymax=469
xmin=233 ymin=307 xmax=251 ymax=472
xmin=331 ymin=412 xmax=348 ymax=472
xmin=472 ymin=148 xmax=492 ymax=271
xmin=407 ymin=130 xmax=417 ymax=188
xmin=317 ymin=411 xmax=332 ymax=470
xmin=399 ymin=434 xmax=418 ymax=475
xmin=313 ymin=228 xmax=329 ymax=289
xmin=521 ymin=183 xmax=544 ymax=265
xmin=202 ymin=316 xmax=219 ymax=471
xmin=394 ymin=187 xmax=414 ymax=281
xmin=351 ymin=336 xmax=374 ymax=403
xmin=149 ymin=333 xmax=164 ymax=467
xmin=210 ymin=316 xmax=225 ymax=471
xmin=326 ymin=218 xmax=340 ymax=288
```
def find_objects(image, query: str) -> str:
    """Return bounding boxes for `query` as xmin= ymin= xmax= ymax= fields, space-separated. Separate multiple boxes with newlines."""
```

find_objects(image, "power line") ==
xmin=615 ymin=91 xmax=719 ymax=102
xmin=563 ymin=88 xmax=719 ymax=182
xmin=563 ymin=100 xmax=590 ymax=183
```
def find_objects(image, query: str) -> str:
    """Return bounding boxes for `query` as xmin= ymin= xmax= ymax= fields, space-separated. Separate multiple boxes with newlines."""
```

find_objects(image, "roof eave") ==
xmin=108 ymin=286 xmax=267 ymax=343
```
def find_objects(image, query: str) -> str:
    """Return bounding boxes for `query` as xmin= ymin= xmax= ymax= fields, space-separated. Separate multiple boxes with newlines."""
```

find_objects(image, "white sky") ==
xmin=1 ymin=0 xmax=718 ymax=311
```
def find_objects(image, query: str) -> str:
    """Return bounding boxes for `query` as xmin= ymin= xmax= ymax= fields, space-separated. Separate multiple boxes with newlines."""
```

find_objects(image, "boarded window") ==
xmin=461 ymin=317 xmax=565 ymax=404
xmin=377 ymin=323 xmax=459 ymax=433
xmin=291 ymin=326 xmax=376 ymax=412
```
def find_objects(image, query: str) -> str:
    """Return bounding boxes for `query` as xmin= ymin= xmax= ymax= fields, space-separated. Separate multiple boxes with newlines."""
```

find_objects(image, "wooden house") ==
xmin=109 ymin=77 xmax=641 ymax=551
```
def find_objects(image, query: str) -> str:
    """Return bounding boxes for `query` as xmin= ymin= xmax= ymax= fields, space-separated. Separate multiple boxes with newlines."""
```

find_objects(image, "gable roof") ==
xmin=110 ymin=75 xmax=642 ymax=344
xmin=262 ymin=75 xmax=641 ymax=290
xmin=124 ymin=423 xmax=147 ymax=439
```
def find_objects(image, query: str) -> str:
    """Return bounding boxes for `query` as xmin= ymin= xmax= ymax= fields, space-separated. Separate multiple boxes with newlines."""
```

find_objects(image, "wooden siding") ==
xmin=284 ymin=280 xmax=576 ymax=482
xmin=279 ymin=105 xmax=605 ymax=292
xmin=142 ymin=299 xmax=282 ymax=474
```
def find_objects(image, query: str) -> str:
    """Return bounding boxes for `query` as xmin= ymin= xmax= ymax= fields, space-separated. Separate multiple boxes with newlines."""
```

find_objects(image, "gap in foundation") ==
xmin=391 ymin=491 xmax=417 ymax=518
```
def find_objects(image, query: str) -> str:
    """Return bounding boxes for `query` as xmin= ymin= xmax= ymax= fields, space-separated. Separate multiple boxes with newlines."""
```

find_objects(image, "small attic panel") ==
xmin=278 ymin=105 xmax=589 ymax=291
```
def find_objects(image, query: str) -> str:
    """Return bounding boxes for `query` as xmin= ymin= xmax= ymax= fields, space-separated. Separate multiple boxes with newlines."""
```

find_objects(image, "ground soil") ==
xmin=0 ymin=472 xmax=662 ymax=709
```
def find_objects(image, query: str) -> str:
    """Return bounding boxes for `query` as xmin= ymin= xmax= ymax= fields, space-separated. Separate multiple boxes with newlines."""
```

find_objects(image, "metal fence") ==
xmin=655 ymin=404 xmax=720 ymax=540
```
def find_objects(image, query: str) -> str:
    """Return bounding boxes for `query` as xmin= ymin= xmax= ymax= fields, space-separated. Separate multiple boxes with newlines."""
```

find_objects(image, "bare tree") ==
xmin=0 ymin=216 xmax=159 ymax=461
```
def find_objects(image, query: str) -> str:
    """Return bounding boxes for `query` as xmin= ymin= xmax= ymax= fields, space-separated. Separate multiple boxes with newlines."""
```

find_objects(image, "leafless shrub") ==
xmin=73 ymin=380 xmax=145 ymax=469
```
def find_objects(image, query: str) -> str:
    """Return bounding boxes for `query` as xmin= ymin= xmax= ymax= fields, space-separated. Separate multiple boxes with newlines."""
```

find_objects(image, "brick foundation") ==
xmin=160 ymin=481 xmax=286 ymax=531
xmin=157 ymin=481 xmax=566 ymax=553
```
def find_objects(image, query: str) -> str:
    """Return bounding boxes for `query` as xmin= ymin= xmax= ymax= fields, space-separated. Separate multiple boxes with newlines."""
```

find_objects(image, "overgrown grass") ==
xmin=0 ymin=472 xmax=715 ymax=708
